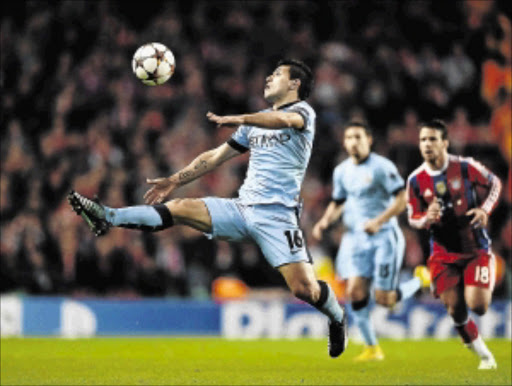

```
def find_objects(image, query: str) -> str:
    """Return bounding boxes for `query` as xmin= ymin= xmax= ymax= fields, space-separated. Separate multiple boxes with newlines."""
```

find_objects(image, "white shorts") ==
xmin=201 ymin=197 xmax=311 ymax=268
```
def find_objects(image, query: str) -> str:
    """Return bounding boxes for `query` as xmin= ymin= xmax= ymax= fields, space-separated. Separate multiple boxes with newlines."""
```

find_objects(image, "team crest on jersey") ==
xmin=435 ymin=181 xmax=447 ymax=195
xmin=450 ymin=178 xmax=461 ymax=190
xmin=364 ymin=172 xmax=373 ymax=184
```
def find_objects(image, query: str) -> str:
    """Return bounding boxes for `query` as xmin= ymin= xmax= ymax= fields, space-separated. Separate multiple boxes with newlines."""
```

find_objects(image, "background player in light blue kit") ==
xmin=68 ymin=59 xmax=348 ymax=358
xmin=313 ymin=122 xmax=430 ymax=361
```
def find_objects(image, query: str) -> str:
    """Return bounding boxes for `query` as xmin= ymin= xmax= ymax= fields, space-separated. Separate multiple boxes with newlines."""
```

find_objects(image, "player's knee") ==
xmin=290 ymin=281 xmax=319 ymax=304
xmin=167 ymin=198 xmax=187 ymax=213
xmin=166 ymin=198 xmax=199 ymax=220
xmin=351 ymin=296 xmax=370 ymax=311
xmin=468 ymin=302 xmax=488 ymax=316
xmin=347 ymin=287 xmax=367 ymax=303
xmin=374 ymin=292 xmax=394 ymax=307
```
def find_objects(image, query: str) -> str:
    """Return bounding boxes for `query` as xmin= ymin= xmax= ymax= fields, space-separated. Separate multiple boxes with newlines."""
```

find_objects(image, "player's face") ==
xmin=264 ymin=66 xmax=295 ymax=102
xmin=344 ymin=127 xmax=372 ymax=162
xmin=419 ymin=127 xmax=448 ymax=163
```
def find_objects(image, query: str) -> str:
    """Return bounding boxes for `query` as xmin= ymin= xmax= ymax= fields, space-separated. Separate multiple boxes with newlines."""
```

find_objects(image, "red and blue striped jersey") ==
xmin=406 ymin=154 xmax=501 ymax=254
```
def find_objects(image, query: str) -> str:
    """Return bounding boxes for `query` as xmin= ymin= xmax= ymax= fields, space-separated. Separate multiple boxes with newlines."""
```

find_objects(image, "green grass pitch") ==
xmin=1 ymin=337 xmax=511 ymax=385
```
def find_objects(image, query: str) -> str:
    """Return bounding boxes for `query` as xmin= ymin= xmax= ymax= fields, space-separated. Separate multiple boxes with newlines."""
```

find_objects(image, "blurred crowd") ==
xmin=1 ymin=0 xmax=511 ymax=299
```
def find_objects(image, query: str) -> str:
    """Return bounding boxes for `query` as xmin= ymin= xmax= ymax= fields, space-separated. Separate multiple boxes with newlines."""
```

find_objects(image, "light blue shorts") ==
xmin=336 ymin=226 xmax=405 ymax=291
xmin=201 ymin=197 xmax=311 ymax=268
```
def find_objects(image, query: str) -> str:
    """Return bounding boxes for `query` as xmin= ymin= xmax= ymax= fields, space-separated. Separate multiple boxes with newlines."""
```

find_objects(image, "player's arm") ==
xmin=312 ymin=200 xmax=344 ymax=241
xmin=364 ymin=189 xmax=406 ymax=234
xmin=465 ymin=158 xmax=502 ymax=228
xmin=144 ymin=143 xmax=241 ymax=204
xmin=406 ymin=178 xmax=441 ymax=229
xmin=207 ymin=111 xmax=305 ymax=130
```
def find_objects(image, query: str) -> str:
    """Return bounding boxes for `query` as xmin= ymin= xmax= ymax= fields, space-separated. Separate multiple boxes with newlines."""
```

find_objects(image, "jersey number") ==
xmin=379 ymin=264 xmax=390 ymax=278
xmin=284 ymin=230 xmax=304 ymax=251
xmin=474 ymin=266 xmax=490 ymax=284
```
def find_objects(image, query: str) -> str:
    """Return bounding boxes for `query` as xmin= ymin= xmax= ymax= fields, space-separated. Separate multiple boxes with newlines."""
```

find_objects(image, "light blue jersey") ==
xmin=333 ymin=152 xmax=406 ymax=288
xmin=199 ymin=101 xmax=315 ymax=268
xmin=230 ymin=101 xmax=316 ymax=207
xmin=333 ymin=153 xmax=404 ymax=232
xmin=330 ymin=153 xmax=422 ymax=348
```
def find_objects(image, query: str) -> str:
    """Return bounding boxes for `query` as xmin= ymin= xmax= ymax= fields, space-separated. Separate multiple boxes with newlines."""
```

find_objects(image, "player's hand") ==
xmin=426 ymin=200 xmax=442 ymax=225
xmin=364 ymin=218 xmax=382 ymax=234
xmin=312 ymin=219 xmax=329 ymax=241
xmin=466 ymin=208 xmax=488 ymax=229
xmin=207 ymin=111 xmax=244 ymax=127
xmin=144 ymin=177 xmax=178 ymax=205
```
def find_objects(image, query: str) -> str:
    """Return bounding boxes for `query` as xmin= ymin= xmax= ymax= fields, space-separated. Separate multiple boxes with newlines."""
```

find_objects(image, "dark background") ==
xmin=1 ymin=0 xmax=511 ymax=299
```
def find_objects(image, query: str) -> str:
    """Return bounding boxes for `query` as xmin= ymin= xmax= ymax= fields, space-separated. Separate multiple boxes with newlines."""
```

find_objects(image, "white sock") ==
xmin=467 ymin=336 xmax=494 ymax=360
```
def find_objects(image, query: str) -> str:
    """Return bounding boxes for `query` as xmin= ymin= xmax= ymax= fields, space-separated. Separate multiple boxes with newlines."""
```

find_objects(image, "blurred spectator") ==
xmin=448 ymin=107 xmax=480 ymax=152
xmin=1 ymin=1 xmax=510 ymax=299
xmin=441 ymin=43 xmax=476 ymax=95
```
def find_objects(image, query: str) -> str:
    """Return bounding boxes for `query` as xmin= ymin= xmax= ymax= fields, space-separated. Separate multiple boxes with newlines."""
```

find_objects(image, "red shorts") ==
xmin=427 ymin=250 xmax=495 ymax=297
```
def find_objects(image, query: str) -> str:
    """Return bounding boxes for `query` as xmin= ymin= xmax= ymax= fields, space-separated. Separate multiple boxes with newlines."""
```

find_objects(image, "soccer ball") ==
xmin=132 ymin=42 xmax=175 ymax=86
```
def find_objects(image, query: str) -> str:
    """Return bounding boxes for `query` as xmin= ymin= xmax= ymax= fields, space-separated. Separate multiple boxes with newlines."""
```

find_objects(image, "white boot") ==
xmin=477 ymin=356 xmax=497 ymax=370
xmin=466 ymin=336 xmax=497 ymax=370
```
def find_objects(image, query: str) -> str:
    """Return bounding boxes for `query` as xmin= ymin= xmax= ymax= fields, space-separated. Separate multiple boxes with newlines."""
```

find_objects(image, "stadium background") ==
xmin=1 ymin=0 xmax=511 ymax=334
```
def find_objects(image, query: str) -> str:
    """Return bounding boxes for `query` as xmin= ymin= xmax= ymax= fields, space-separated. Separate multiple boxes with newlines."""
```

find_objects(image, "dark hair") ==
xmin=277 ymin=59 xmax=313 ymax=100
xmin=419 ymin=119 xmax=448 ymax=139
xmin=343 ymin=121 xmax=372 ymax=137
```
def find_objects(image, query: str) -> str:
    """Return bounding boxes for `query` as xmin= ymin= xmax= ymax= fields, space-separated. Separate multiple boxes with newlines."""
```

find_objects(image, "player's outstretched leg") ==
xmin=463 ymin=285 xmax=497 ymax=370
xmin=345 ymin=277 xmax=383 ymax=362
xmin=390 ymin=266 xmax=430 ymax=305
xmin=316 ymin=279 xmax=348 ymax=358
xmin=279 ymin=263 xmax=348 ymax=358
xmin=454 ymin=318 xmax=497 ymax=370
xmin=68 ymin=191 xmax=174 ymax=236
xmin=442 ymin=285 xmax=497 ymax=370
xmin=68 ymin=191 xmax=111 ymax=236
xmin=351 ymin=297 xmax=384 ymax=362
xmin=328 ymin=308 xmax=348 ymax=358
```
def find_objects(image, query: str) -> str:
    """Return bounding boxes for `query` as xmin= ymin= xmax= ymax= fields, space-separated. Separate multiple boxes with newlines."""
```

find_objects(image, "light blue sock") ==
xmin=351 ymin=304 xmax=378 ymax=346
xmin=105 ymin=206 xmax=164 ymax=228
xmin=314 ymin=281 xmax=344 ymax=323
xmin=397 ymin=277 xmax=421 ymax=301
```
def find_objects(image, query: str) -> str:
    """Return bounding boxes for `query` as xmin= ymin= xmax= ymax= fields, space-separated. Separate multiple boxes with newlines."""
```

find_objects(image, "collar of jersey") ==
xmin=276 ymin=100 xmax=301 ymax=110
xmin=423 ymin=154 xmax=450 ymax=176
xmin=351 ymin=152 xmax=372 ymax=165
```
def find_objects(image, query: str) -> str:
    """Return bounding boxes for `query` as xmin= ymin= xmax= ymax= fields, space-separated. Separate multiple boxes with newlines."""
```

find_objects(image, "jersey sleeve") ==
xmin=406 ymin=175 xmax=429 ymax=229
xmin=465 ymin=157 xmax=502 ymax=215
xmin=332 ymin=167 xmax=347 ymax=204
xmin=379 ymin=160 xmax=405 ymax=195
xmin=228 ymin=125 xmax=250 ymax=152
xmin=287 ymin=102 xmax=316 ymax=131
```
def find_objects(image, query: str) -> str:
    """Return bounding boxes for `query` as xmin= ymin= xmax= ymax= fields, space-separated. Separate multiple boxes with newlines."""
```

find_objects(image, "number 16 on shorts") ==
xmin=284 ymin=229 xmax=304 ymax=253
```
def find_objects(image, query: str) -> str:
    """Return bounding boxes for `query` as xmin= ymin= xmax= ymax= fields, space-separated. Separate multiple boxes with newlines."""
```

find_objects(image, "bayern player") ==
xmin=313 ymin=122 xmax=430 ymax=362
xmin=68 ymin=59 xmax=348 ymax=358
xmin=407 ymin=119 xmax=501 ymax=370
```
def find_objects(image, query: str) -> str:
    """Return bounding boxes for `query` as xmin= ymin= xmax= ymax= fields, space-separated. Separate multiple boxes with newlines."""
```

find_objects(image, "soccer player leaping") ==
xmin=68 ymin=59 xmax=348 ymax=358
xmin=312 ymin=122 xmax=430 ymax=362
xmin=407 ymin=120 xmax=502 ymax=370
